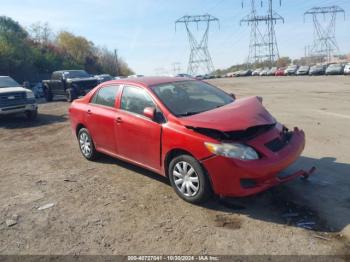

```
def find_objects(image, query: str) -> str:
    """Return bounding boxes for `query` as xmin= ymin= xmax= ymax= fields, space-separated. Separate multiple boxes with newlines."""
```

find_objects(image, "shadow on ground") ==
xmin=0 ymin=113 xmax=67 ymax=129
xmin=97 ymin=154 xmax=350 ymax=234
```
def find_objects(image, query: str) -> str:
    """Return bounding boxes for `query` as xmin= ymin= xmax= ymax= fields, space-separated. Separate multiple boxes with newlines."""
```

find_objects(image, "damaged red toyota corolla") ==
xmin=69 ymin=77 xmax=314 ymax=203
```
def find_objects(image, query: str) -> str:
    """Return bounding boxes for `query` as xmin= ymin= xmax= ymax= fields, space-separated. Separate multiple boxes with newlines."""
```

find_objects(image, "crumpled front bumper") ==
xmin=201 ymin=126 xmax=314 ymax=197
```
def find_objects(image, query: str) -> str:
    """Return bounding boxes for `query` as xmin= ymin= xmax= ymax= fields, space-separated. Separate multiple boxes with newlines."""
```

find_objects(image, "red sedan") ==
xmin=275 ymin=68 xmax=286 ymax=76
xmin=69 ymin=77 xmax=312 ymax=203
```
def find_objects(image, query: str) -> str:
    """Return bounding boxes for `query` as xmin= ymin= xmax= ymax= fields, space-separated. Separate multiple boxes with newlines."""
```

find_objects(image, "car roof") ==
xmin=105 ymin=76 xmax=194 ymax=87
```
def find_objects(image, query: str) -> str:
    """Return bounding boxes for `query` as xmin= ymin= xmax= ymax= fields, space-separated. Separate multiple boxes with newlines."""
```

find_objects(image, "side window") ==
xmin=121 ymin=86 xmax=155 ymax=115
xmin=91 ymin=85 xmax=119 ymax=108
xmin=52 ymin=72 xmax=60 ymax=80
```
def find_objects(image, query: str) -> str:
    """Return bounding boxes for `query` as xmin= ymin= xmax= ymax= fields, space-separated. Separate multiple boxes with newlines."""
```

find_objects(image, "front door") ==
xmin=116 ymin=85 xmax=162 ymax=172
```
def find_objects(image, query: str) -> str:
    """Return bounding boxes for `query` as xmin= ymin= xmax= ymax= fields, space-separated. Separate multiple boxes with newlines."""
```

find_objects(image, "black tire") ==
xmin=25 ymin=109 xmax=38 ymax=121
xmin=77 ymin=128 xmax=98 ymax=160
xmin=66 ymin=88 xmax=77 ymax=102
xmin=43 ymin=86 xmax=53 ymax=102
xmin=168 ymin=155 xmax=212 ymax=204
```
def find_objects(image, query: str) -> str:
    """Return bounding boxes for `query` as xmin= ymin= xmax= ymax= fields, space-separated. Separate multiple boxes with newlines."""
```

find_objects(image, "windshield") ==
xmin=329 ymin=64 xmax=341 ymax=68
xmin=0 ymin=77 xmax=21 ymax=88
xmin=65 ymin=70 xmax=90 ymax=79
xmin=151 ymin=80 xmax=234 ymax=117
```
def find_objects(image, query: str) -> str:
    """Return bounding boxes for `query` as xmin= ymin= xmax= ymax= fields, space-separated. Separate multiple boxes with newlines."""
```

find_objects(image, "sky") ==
xmin=2 ymin=0 xmax=350 ymax=75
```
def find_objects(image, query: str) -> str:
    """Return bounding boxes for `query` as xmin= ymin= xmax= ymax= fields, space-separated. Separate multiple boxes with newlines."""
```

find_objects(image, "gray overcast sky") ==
xmin=2 ymin=0 xmax=350 ymax=74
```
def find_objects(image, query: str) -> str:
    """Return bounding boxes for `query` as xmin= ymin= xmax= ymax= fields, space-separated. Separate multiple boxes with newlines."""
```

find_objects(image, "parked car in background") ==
xmin=32 ymin=82 xmax=44 ymax=98
xmin=43 ymin=70 xmax=98 ymax=102
xmin=203 ymin=74 xmax=215 ymax=79
xmin=225 ymin=72 xmax=235 ymax=77
xmin=237 ymin=69 xmax=252 ymax=77
xmin=267 ymin=67 xmax=277 ymax=76
xmin=0 ymin=76 xmax=38 ymax=120
xmin=114 ymin=76 xmax=127 ymax=80
xmin=344 ymin=63 xmax=350 ymax=75
xmin=195 ymin=75 xmax=204 ymax=80
xmin=325 ymin=64 xmax=344 ymax=75
xmin=259 ymin=68 xmax=269 ymax=76
xmin=177 ymin=73 xmax=193 ymax=78
xmin=69 ymin=77 xmax=309 ymax=203
xmin=252 ymin=68 xmax=262 ymax=76
xmin=309 ymin=65 xmax=326 ymax=76
xmin=296 ymin=66 xmax=310 ymax=76
xmin=285 ymin=65 xmax=299 ymax=76
xmin=232 ymin=71 xmax=242 ymax=77
xmin=128 ymin=75 xmax=144 ymax=78
xmin=95 ymin=74 xmax=113 ymax=83
xmin=275 ymin=68 xmax=286 ymax=76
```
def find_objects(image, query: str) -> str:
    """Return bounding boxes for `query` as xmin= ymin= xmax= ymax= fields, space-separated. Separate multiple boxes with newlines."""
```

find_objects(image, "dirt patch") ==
xmin=213 ymin=214 xmax=242 ymax=230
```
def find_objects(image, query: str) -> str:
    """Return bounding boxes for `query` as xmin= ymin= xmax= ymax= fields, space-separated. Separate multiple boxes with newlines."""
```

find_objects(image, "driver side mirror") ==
xmin=143 ymin=107 xmax=156 ymax=120
xmin=230 ymin=93 xmax=236 ymax=100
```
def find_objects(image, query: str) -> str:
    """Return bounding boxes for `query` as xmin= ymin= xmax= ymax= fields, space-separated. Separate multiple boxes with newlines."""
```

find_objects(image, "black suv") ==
xmin=42 ymin=70 xmax=98 ymax=102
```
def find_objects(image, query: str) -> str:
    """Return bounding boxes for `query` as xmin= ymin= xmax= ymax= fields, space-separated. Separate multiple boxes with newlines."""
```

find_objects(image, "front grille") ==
xmin=265 ymin=131 xmax=292 ymax=152
xmin=0 ymin=92 xmax=26 ymax=108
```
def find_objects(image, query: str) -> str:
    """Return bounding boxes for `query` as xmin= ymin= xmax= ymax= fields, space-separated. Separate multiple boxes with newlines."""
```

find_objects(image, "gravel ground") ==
xmin=0 ymin=76 xmax=349 ymax=255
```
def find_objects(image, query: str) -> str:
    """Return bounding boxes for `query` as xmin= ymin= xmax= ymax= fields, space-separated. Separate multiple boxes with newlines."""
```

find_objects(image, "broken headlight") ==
xmin=204 ymin=142 xmax=259 ymax=160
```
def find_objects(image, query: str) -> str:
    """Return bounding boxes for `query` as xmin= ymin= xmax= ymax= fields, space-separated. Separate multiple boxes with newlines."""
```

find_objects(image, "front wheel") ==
xmin=169 ymin=155 xmax=212 ymax=204
xmin=25 ymin=109 xmax=38 ymax=120
xmin=78 ymin=128 xmax=98 ymax=160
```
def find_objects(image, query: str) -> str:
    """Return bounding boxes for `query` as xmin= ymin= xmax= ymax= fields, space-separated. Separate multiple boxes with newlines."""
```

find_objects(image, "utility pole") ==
xmin=171 ymin=62 xmax=181 ymax=75
xmin=114 ymin=49 xmax=119 ymax=76
xmin=240 ymin=0 xmax=284 ymax=66
xmin=304 ymin=6 xmax=345 ymax=63
xmin=175 ymin=14 xmax=219 ymax=75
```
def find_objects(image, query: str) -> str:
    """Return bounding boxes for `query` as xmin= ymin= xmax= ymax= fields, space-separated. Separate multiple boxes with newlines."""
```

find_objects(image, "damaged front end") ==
xmin=187 ymin=123 xmax=316 ymax=197
xmin=186 ymin=123 xmax=277 ymax=142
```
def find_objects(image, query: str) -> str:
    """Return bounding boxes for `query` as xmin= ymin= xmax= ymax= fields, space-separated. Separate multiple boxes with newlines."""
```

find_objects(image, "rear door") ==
xmin=50 ymin=72 xmax=64 ymax=95
xmin=115 ymin=85 xmax=163 ymax=172
xmin=86 ymin=85 xmax=120 ymax=154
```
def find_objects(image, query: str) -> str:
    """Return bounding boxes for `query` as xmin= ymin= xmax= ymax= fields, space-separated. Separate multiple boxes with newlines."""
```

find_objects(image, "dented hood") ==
xmin=179 ymin=96 xmax=276 ymax=132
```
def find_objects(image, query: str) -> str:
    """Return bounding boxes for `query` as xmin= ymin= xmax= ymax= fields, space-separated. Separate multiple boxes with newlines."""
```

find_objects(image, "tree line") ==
xmin=0 ymin=16 xmax=134 ymax=83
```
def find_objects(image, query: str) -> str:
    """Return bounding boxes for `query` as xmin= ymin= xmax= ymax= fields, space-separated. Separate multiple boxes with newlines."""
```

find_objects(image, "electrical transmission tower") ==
xmin=171 ymin=62 xmax=182 ymax=75
xmin=240 ymin=0 xmax=284 ymax=65
xmin=304 ymin=6 xmax=345 ymax=63
xmin=175 ymin=14 xmax=219 ymax=75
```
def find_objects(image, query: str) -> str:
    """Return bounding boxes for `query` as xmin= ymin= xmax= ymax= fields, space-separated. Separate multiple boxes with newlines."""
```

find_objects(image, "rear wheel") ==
xmin=43 ymin=86 xmax=53 ymax=102
xmin=78 ymin=128 xmax=98 ymax=160
xmin=169 ymin=155 xmax=212 ymax=204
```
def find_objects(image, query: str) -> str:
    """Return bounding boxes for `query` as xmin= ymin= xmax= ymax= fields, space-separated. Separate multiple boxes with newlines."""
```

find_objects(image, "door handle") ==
xmin=116 ymin=117 xmax=123 ymax=123
xmin=87 ymin=109 xmax=92 ymax=115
